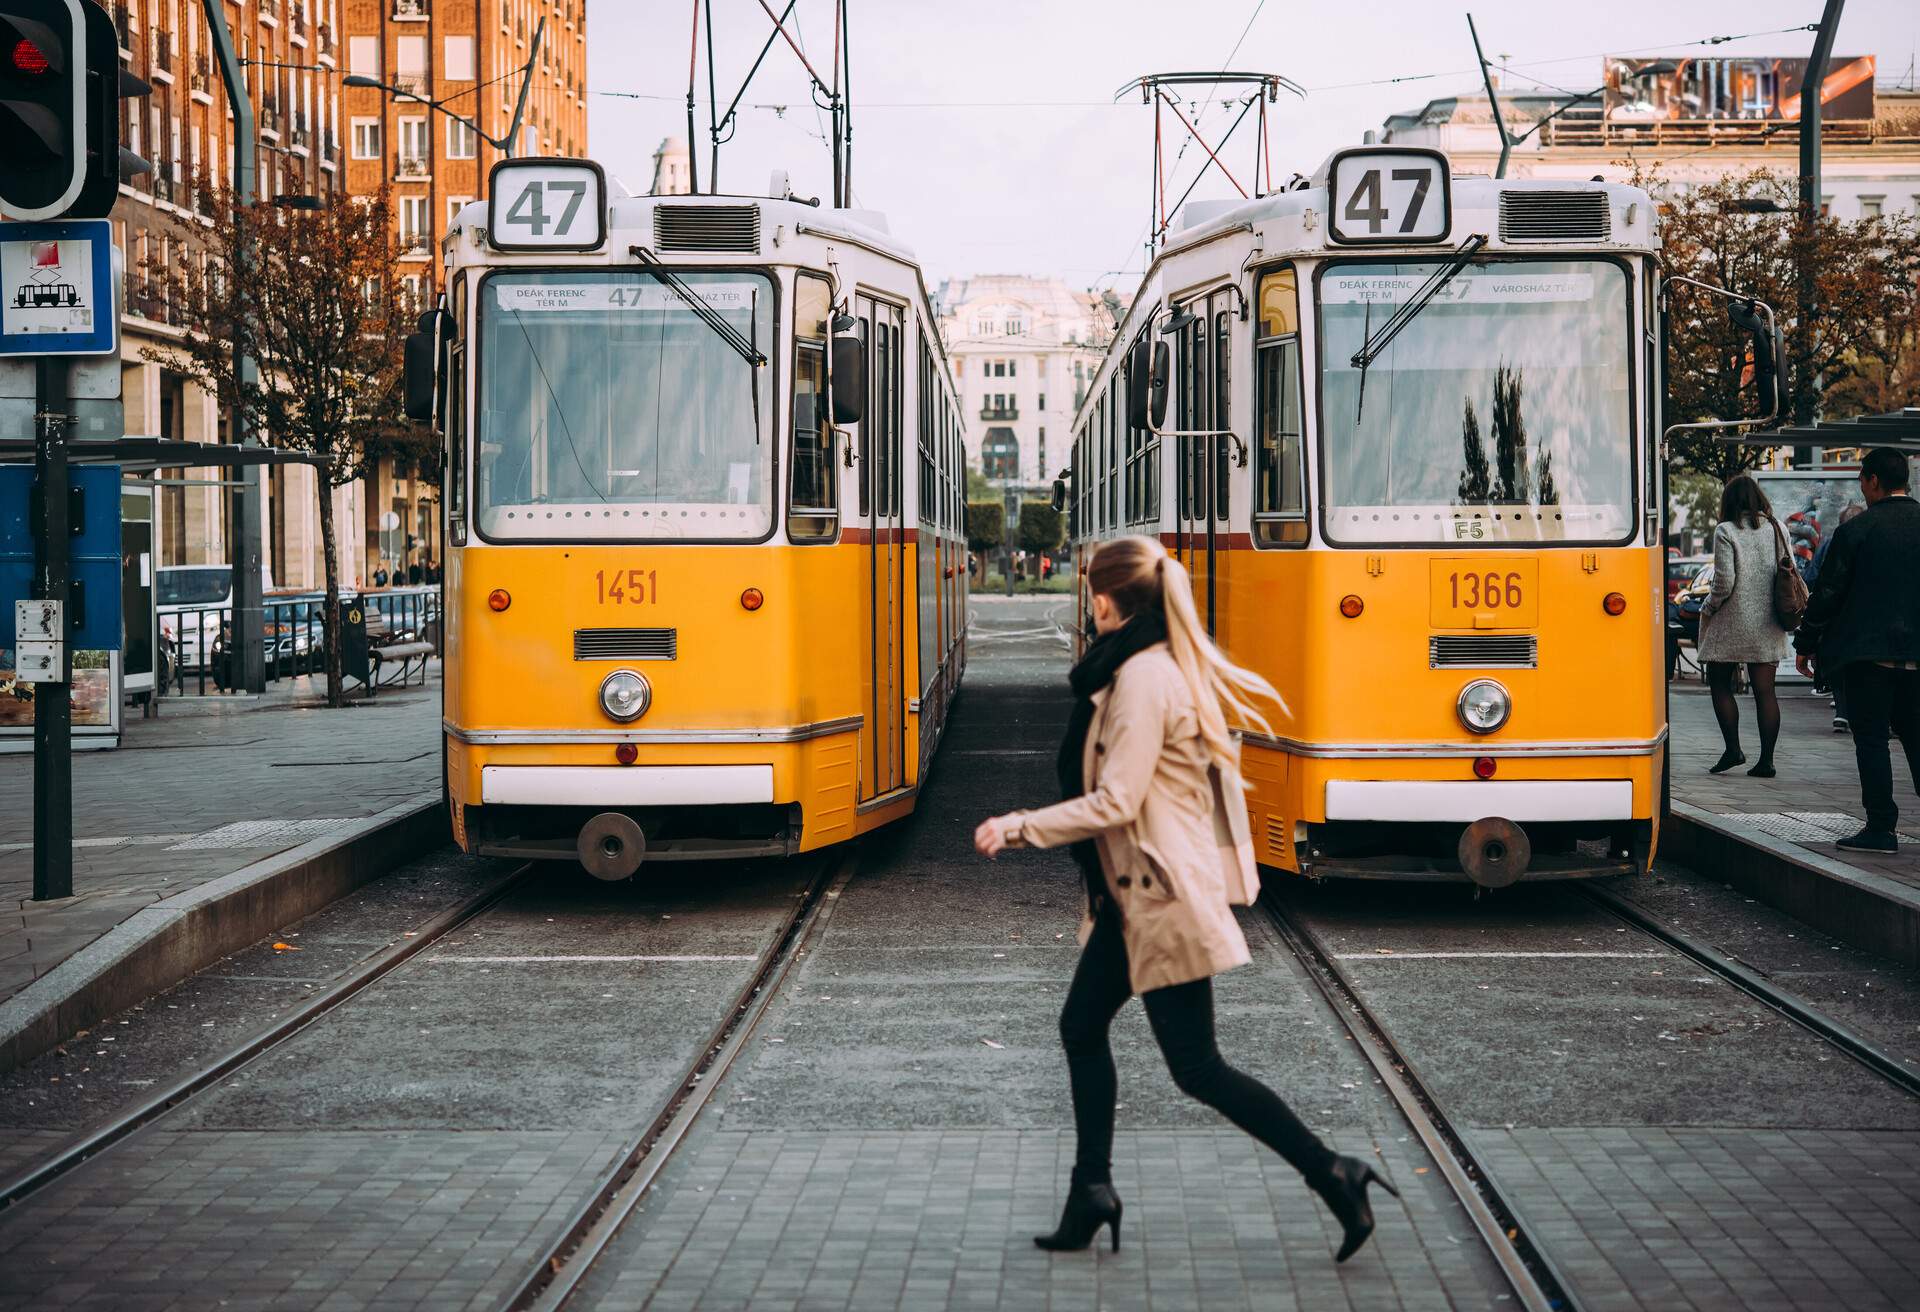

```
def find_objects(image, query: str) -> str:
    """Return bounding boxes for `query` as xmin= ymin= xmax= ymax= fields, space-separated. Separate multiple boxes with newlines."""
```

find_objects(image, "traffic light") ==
xmin=0 ymin=0 xmax=136 ymax=220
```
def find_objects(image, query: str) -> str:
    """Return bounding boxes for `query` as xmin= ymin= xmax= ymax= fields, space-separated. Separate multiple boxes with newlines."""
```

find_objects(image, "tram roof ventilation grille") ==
xmin=1429 ymin=634 xmax=1537 ymax=669
xmin=574 ymin=628 xmax=677 ymax=661
xmin=653 ymin=204 xmax=761 ymax=254
xmin=1498 ymin=190 xmax=1610 ymax=243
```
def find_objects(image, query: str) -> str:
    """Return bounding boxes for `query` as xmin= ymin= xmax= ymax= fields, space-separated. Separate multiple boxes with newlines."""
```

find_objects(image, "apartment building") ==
xmin=96 ymin=0 xmax=354 ymax=589
xmin=936 ymin=275 xmax=1118 ymax=495
xmin=341 ymin=0 xmax=587 ymax=580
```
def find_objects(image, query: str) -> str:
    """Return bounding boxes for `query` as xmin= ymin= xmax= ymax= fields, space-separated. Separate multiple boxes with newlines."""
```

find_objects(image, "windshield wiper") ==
xmin=628 ymin=245 xmax=769 ymax=368
xmin=1350 ymin=233 xmax=1488 ymax=421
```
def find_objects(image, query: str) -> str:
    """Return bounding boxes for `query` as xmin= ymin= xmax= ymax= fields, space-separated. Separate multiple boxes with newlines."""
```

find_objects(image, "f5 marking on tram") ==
xmin=1065 ymin=146 xmax=1782 ymax=889
xmin=407 ymin=158 xmax=971 ymax=879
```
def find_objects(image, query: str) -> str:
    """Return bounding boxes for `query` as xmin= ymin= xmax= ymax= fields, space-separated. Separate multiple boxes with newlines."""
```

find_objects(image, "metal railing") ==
xmin=396 ymin=153 xmax=429 ymax=178
xmin=160 ymin=586 xmax=441 ymax=697
xmin=150 ymin=29 xmax=170 ymax=70
xmin=395 ymin=0 xmax=428 ymax=16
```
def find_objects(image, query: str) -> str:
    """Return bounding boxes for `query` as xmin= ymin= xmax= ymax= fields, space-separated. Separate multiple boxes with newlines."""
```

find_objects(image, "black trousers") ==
xmin=1844 ymin=661 xmax=1920 ymax=833
xmin=1059 ymin=902 xmax=1336 ymax=1189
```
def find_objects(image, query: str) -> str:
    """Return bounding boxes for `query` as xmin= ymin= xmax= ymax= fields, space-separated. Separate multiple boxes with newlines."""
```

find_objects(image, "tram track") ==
xmin=1578 ymin=880 xmax=1920 ymax=1101
xmin=1259 ymin=892 xmax=1575 ymax=1312
xmin=502 ymin=849 xmax=853 ymax=1312
xmin=0 ymin=859 xmax=536 ymax=1213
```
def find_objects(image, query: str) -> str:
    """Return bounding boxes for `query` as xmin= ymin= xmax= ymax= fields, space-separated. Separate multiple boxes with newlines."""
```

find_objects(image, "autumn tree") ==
xmin=1647 ymin=167 xmax=1920 ymax=482
xmin=1457 ymin=398 xmax=1491 ymax=502
xmin=148 ymin=183 xmax=421 ymax=707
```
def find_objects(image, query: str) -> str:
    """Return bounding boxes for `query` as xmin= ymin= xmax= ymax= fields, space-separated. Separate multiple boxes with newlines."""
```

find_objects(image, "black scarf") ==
xmin=1057 ymin=609 xmax=1168 ymax=901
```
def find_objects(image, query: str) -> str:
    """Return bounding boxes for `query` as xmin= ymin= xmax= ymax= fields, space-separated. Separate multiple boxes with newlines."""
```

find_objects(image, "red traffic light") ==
xmin=9 ymin=37 xmax=49 ymax=74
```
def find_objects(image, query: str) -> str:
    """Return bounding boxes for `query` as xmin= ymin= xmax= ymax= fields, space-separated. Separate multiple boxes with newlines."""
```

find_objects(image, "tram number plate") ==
xmin=595 ymin=568 xmax=657 ymax=605
xmin=1430 ymin=559 xmax=1537 ymax=628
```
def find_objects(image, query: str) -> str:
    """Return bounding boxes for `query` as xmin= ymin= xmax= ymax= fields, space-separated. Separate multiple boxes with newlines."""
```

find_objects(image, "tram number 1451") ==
xmin=595 ymin=569 xmax=658 ymax=604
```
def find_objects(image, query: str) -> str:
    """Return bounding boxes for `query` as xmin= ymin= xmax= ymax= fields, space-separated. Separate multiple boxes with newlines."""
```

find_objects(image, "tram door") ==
xmin=859 ymin=296 xmax=907 ymax=800
xmin=1174 ymin=293 xmax=1231 ymax=634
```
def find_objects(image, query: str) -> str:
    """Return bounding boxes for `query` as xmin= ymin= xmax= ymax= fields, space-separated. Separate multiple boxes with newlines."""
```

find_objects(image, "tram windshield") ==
xmin=475 ymin=269 xmax=775 ymax=541
xmin=1318 ymin=258 xmax=1634 ymax=545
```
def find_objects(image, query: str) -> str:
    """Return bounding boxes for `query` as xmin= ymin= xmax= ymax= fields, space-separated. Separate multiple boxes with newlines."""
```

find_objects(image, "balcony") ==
xmin=392 ymin=73 xmax=429 ymax=98
xmin=149 ymin=29 xmax=171 ymax=77
xmin=980 ymin=404 xmax=1019 ymax=421
xmin=113 ymin=3 xmax=131 ymax=51
xmin=190 ymin=54 xmax=209 ymax=93
xmin=257 ymin=0 xmax=278 ymax=21
xmin=395 ymin=155 xmax=429 ymax=179
xmin=260 ymin=100 xmax=280 ymax=135
xmin=399 ymin=233 xmax=431 ymax=256
xmin=316 ymin=23 xmax=335 ymax=58
xmin=394 ymin=0 xmax=428 ymax=18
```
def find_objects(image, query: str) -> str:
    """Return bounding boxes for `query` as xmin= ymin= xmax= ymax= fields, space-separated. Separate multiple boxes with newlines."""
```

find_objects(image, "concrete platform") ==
xmin=1666 ymin=681 xmax=1920 ymax=968
xmin=0 ymin=675 xmax=445 ymax=1070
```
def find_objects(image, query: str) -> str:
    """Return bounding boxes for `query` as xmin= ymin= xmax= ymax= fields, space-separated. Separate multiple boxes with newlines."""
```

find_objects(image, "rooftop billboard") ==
xmin=1603 ymin=55 xmax=1876 ymax=123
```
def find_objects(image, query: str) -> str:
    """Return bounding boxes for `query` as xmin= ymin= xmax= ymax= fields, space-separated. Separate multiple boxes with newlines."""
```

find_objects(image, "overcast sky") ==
xmin=585 ymin=1 xmax=1919 ymax=289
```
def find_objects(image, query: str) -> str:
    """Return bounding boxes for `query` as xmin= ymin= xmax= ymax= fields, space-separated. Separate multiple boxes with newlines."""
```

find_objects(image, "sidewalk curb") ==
xmin=0 ymin=795 xmax=446 ymax=1074
xmin=1662 ymin=800 xmax=1920 ymax=969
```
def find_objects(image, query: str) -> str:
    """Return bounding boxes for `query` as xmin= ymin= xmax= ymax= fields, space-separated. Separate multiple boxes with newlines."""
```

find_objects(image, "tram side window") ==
xmin=789 ymin=272 xmax=836 ymax=542
xmin=447 ymin=274 xmax=467 ymax=545
xmin=1179 ymin=311 xmax=1205 ymax=520
xmin=1106 ymin=381 xmax=1119 ymax=529
xmin=1253 ymin=266 xmax=1307 ymax=548
xmin=1214 ymin=310 xmax=1230 ymax=522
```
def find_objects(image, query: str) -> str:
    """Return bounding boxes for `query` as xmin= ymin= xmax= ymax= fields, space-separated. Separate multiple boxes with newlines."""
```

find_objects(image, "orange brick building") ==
xmin=340 ymin=0 xmax=587 ymax=308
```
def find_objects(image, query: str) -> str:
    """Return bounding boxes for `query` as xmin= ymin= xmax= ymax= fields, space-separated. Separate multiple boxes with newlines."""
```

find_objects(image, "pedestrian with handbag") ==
xmin=1795 ymin=448 xmax=1920 ymax=852
xmin=973 ymin=534 xmax=1396 ymax=1263
xmin=1697 ymin=474 xmax=1798 ymax=777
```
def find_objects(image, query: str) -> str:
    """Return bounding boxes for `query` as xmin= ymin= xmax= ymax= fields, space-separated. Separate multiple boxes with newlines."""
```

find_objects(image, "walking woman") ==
xmin=973 ymin=535 xmax=1395 ymax=1262
xmin=1697 ymin=474 xmax=1792 ymax=776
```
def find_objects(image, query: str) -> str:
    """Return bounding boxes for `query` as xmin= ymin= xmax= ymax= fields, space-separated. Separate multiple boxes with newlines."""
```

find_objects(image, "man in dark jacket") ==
xmin=1795 ymin=447 xmax=1920 ymax=852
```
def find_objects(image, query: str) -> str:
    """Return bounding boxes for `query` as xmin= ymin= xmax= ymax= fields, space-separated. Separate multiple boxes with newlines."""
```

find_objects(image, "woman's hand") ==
xmin=974 ymin=814 xmax=1015 ymax=859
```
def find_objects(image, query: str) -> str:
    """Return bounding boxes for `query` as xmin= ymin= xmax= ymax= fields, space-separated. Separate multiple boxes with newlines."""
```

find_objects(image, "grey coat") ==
xmin=1697 ymin=518 xmax=1791 ymax=664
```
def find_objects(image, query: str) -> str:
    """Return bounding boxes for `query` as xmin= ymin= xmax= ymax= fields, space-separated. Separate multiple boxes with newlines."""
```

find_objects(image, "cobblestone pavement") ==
xmin=1292 ymin=877 xmax=1920 ymax=1311
xmin=0 ymin=676 xmax=442 ymax=1003
xmin=572 ymin=598 xmax=1514 ymax=1311
xmin=1668 ymin=678 xmax=1920 ymax=892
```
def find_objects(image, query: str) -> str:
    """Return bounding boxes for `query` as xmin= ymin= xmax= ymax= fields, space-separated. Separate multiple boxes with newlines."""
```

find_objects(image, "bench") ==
xmin=368 ymin=640 xmax=435 ymax=693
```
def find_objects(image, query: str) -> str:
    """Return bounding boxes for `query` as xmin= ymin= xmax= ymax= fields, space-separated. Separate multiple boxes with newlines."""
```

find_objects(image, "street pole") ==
xmin=32 ymin=357 xmax=72 ymax=901
xmin=203 ymin=0 xmax=265 ymax=693
xmin=1796 ymin=0 xmax=1845 ymax=454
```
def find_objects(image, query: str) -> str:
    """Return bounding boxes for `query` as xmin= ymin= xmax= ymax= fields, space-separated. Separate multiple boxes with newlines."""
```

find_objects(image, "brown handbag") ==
xmin=1769 ymin=517 xmax=1810 ymax=630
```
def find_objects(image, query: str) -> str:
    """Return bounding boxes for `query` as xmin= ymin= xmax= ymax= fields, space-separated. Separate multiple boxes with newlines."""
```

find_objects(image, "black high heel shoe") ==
xmin=1034 ymin=1181 xmax=1123 ymax=1253
xmin=1313 ymin=1155 xmax=1400 ymax=1263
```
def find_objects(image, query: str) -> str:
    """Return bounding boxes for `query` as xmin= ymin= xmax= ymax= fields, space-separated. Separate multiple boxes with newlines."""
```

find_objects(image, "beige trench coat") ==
xmin=1011 ymin=643 xmax=1260 ymax=994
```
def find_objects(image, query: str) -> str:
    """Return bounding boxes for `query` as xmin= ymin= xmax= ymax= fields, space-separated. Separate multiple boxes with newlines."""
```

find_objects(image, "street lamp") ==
xmin=342 ymin=17 xmax=544 ymax=155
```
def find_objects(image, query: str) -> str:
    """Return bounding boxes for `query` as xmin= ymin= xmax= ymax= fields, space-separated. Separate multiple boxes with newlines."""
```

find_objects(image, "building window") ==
xmin=350 ymin=117 xmax=381 ymax=159
xmin=396 ymin=35 xmax=427 ymax=92
xmin=444 ymin=35 xmax=475 ymax=81
xmin=398 ymin=117 xmax=429 ymax=172
xmin=399 ymin=195 xmax=429 ymax=251
xmin=982 ymin=429 xmax=1019 ymax=480
xmin=981 ymin=360 xmax=990 ymax=377
xmin=1007 ymin=360 xmax=1016 ymax=377
xmin=446 ymin=116 xmax=475 ymax=159
xmin=347 ymin=35 xmax=378 ymax=78
xmin=446 ymin=195 xmax=473 ymax=224
xmin=1004 ymin=317 xmax=1024 ymax=335
xmin=1859 ymin=196 xmax=1883 ymax=219
xmin=1038 ymin=392 xmax=1046 ymax=410
xmin=993 ymin=361 xmax=1005 ymax=377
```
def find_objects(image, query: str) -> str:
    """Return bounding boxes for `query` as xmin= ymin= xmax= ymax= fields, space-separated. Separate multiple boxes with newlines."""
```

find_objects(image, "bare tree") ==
xmin=147 ymin=183 xmax=420 ymax=707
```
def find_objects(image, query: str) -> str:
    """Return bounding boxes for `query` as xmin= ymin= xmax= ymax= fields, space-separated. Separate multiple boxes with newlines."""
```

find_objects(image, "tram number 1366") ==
xmin=595 ymin=569 xmax=658 ymax=604
xmin=1448 ymin=571 xmax=1523 ymax=610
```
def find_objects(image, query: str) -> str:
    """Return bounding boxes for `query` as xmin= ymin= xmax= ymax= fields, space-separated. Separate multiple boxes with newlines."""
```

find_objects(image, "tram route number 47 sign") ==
xmin=0 ymin=220 xmax=117 ymax=357
xmin=487 ymin=158 xmax=607 ymax=253
xmin=1326 ymin=148 xmax=1451 ymax=247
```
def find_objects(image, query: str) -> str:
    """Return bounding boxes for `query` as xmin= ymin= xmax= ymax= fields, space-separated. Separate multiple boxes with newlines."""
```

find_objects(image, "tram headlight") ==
xmin=1456 ymin=679 xmax=1511 ymax=735
xmin=599 ymin=670 xmax=652 ymax=723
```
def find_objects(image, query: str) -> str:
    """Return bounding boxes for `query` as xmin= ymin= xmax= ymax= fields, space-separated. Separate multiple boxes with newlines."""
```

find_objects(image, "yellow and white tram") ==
xmin=409 ymin=159 xmax=968 ymax=877
xmin=1068 ymin=148 xmax=1675 ymax=886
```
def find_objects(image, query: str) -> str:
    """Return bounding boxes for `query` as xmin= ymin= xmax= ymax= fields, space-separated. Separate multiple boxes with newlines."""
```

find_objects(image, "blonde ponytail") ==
xmin=1085 ymin=535 xmax=1283 ymax=773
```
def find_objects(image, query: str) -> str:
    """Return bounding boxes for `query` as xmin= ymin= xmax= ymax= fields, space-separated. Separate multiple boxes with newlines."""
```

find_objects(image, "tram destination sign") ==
xmin=1326 ymin=147 xmax=1451 ymax=246
xmin=487 ymin=158 xmax=607 ymax=253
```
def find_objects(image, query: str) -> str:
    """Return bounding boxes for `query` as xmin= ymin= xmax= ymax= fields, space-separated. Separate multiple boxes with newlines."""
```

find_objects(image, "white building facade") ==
xmin=936 ymin=275 xmax=1118 ymax=492
xmin=1378 ymin=61 xmax=1920 ymax=221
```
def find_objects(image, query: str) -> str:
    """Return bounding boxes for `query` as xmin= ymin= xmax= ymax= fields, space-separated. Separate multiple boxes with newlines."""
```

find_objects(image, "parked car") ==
xmin=1666 ymin=554 xmax=1711 ymax=602
xmin=156 ymin=565 xmax=315 ymax=680
xmin=1666 ymin=564 xmax=1714 ymax=678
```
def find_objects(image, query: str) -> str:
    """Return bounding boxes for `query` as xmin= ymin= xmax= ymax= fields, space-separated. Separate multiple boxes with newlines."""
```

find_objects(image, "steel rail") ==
xmin=1260 ymin=894 xmax=1576 ymax=1312
xmin=0 ymin=861 xmax=535 ymax=1211
xmin=504 ymin=850 xmax=854 ymax=1312
xmin=1579 ymin=883 xmax=1920 ymax=1100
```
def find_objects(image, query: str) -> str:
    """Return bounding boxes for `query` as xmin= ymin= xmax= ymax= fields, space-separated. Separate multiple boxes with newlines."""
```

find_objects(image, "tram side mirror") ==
xmin=830 ymin=334 xmax=866 ymax=425
xmin=403 ymin=329 xmax=436 ymax=424
xmin=1050 ymin=474 xmax=1068 ymax=514
xmin=1727 ymin=298 xmax=1788 ymax=420
xmin=1127 ymin=338 xmax=1170 ymax=431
